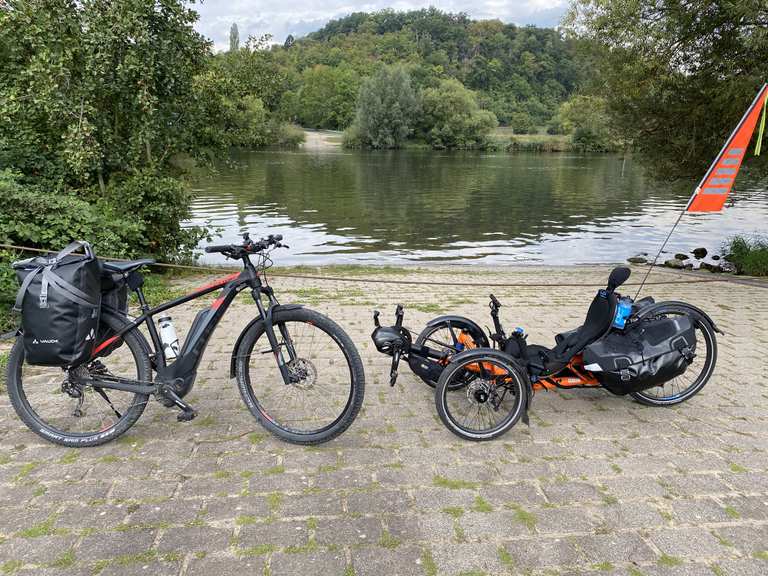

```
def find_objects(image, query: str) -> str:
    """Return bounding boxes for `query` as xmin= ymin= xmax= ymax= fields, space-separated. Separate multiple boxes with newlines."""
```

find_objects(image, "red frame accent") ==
xmin=92 ymin=335 xmax=120 ymax=356
xmin=190 ymin=272 xmax=240 ymax=295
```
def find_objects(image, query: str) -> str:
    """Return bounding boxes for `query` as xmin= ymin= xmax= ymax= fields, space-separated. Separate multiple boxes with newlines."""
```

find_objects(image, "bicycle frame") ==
xmin=87 ymin=256 xmax=298 ymax=396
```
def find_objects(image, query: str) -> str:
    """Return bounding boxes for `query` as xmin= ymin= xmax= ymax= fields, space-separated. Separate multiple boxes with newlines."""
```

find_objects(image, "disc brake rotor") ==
xmin=287 ymin=358 xmax=317 ymax=390
xmin=466 ymin=380 xmax=492 ymax=405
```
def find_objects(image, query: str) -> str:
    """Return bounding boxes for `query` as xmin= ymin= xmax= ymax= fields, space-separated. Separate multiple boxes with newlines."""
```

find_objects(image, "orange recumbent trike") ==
xmin=372 ymin=267 xmax=720 ymax=441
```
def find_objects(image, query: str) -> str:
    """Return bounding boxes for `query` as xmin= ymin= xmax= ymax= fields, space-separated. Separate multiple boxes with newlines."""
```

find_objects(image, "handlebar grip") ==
xmin=204 ymin=244 xmax=232 ymax=253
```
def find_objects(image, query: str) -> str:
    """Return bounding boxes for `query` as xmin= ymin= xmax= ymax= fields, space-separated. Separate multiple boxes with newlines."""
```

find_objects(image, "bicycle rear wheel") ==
xmin=235 ymin=307 xmax=365 ymax=445
xmin=6 ymin=314 xmax=151 ymax=447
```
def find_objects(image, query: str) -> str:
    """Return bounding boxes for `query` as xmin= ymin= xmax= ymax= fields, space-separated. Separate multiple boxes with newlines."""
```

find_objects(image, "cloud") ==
xmin=192 ymin=0 xmax=569 ymax=51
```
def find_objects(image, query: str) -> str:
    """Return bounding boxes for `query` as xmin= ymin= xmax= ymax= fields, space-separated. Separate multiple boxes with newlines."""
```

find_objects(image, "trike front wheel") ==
xmin=435 ymin=351 xmax=527 ymax=441
xmin=415 ymin=318 xmax=487 ymax=388
xmin=235 ymin=307 xmax=365 ymax=445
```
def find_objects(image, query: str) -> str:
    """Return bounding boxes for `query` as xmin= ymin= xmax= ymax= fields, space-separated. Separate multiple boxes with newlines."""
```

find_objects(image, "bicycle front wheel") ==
xmin=235 ymin=307 xmax=365 ymax=445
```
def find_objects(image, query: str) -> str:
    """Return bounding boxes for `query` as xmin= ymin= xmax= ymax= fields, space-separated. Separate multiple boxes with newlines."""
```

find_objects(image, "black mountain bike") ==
xmin=6 ymin=233 xmax=365 ymax=447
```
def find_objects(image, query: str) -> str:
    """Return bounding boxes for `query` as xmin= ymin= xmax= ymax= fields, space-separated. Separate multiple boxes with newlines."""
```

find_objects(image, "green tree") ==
xmin=347 ymin=65 xmax=419 ymax=148
xmin=0 ymin=0 xmax=211 ymax=260
xmin=420 ymin=79 xmax=498 ymax=149
xmin=295 ymin=65 xmax=361 ymax=129
xmin=229 ymin=22 xmax=239 ymax=52
xmin=565 ymin=0 xmax=768 ymax=176
xmin=556 ymin=95 xmax=618 ymax=151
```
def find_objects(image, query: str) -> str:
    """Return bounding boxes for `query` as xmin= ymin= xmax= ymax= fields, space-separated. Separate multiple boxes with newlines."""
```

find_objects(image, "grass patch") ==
xmin=0 ymin=351 xmax=8 ymax=395
xmin=194 ymin=415 xmax=216 ymax=427
xmin=13 ymin=461 xmax=39 ymax=483
xmin=753 ymin=550 xmax=768 ymax=561
xmin=17 ymin=515 xmax=64 ymax=538
xmin=504 ymin=503 xmax=536 ymax=532
xmin=379 ymin=530 xmax=401 ymax=549
xmin=139 ymin=272 xmax=187 ymax=307
xmin=723 ymin=505 xmax=740 ymax=519
xmin=413 ymin=303 xmax=444 ymax=314
xmin=237 ymin=544 xmax=277 ymax=557
xmin=442 ymin=507 xmax=464 ymax=518
xmin=433 ymin=475 xmax=478 ymax=490
xmin=471 ymin=495 xmax=493 ymax=513
xmin=497 ymin=546 xmax=514 ymax=571
xmin=113 ymin=550 xmax=157 ymax=567
xmin=421 ymin=548 xmax=438 ymax=576
xmin=723 ymin=236 xmax=768 ymax=276
xmin=728 ymin=462 xmax=747 ymax=473
xmin=1 ymin=560 xmax=22 ymax=575
xmin=265 ymin=464 xmax=285 ymax=475
xmin=658 ymin=553 xmax=683 ymax=567
xmin=58 ymin=450 xmax=79 ymax=464
xmin=592 ymin=561 xmax=614 ymax=571
xmin=266 ymin=492 xmax=282 ymax=513
xmin=248 ymin=432 xmax=267 ymax=445
xmin=235 ymin=515 xmax=258 ymax=526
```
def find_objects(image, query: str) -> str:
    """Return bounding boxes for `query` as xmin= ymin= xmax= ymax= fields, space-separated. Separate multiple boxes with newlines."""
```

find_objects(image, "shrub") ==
xmin=0 ymin=249 xmax=20 ymax=333
xmin=725 ymin=236 xmax=768 ymax=277
xmin=0 ymin=170 xmax=140 ymax=256
xmin=271 ymin=123 xmax=305 ymax=147
xmin=350 ymin=65 xmax=419 ymax=149
xmin=420 ymin=79 xmax=498 ymax=149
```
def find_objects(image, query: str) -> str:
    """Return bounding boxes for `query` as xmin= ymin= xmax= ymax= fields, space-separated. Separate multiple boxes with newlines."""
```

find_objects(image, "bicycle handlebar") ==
xmin=204 ymin=233 xmax=287 ymax=257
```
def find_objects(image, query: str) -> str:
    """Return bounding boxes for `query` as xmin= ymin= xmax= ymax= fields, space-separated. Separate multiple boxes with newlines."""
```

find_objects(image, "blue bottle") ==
xmin=612 ymin=297 xmax=633 ymax=329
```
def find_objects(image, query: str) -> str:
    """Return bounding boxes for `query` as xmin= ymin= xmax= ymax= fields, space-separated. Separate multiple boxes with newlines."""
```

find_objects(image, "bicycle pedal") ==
xmin=177 ymin=409 xmax=197 ymax=422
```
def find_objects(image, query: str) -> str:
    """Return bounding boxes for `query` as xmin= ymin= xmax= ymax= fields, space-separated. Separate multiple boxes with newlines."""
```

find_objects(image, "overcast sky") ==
xmin=193 ymin=1 xmax=569 ymax=51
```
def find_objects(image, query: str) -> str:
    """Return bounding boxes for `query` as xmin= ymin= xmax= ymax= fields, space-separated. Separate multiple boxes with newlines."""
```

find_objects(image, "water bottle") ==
xmin=158 ymin=315 xmax=180 ymax=360
xmin=612 ymin=297 xmax=633 ymax=330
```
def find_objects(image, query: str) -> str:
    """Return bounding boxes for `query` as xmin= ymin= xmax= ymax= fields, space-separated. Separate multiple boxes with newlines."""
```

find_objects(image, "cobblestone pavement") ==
xmin=1 ymin=265 xmax=767 ymax=576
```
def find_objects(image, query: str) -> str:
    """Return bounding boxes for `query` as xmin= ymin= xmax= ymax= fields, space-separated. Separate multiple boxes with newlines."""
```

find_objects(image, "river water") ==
xmin=189 ymin=148 xmax=767 ymax=266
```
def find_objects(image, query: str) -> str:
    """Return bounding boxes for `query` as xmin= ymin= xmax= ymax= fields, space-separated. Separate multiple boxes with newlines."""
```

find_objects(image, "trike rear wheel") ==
xmin=631 ymin=308 xmax=718 ymax=406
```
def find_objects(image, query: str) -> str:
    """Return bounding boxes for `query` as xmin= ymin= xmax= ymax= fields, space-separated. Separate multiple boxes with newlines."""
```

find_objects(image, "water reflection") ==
xmin=188 ymin=149 xmax=768 ymax=265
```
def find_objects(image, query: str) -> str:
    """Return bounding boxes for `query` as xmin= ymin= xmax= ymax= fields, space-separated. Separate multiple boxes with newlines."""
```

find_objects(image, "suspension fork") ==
xmin=253 ymin=288 xmax=296 ymax=385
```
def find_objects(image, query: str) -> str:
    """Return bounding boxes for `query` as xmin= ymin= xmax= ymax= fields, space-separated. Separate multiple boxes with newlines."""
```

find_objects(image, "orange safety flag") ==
xmin=687 ymin=83 xmax=768 ymax=212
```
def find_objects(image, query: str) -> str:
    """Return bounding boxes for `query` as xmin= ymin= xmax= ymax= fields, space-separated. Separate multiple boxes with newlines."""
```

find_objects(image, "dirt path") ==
xmin=302 ymin=129 xmax=343 ymax=150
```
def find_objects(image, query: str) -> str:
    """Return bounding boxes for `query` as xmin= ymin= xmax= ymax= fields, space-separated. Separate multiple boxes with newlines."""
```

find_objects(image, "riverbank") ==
xmin=301 ymin=127 xmax=594 ymax=153
xmin=0 ymin=263 xmax=766 ymax=574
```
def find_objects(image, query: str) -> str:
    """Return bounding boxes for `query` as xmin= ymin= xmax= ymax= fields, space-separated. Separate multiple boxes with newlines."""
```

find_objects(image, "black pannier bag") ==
xmin=95 ymin=269 xmax=129 ymax=357
xmin=583 ymin=315 xmax=697 ymax=395
xmin=13 ymin=241 xmax=102 ymax=367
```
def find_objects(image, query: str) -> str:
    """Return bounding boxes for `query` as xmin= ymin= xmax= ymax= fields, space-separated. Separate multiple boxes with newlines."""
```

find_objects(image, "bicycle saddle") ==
xmin=102 ymin=259 xmax=156 ymax=273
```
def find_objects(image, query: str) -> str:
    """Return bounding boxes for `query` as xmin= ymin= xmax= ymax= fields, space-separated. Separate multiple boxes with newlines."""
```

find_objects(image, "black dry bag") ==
xmin=583 ymin=315 xmax=697 ymax=395
xmin=13 ymin=241 xmax=102 ymax=367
